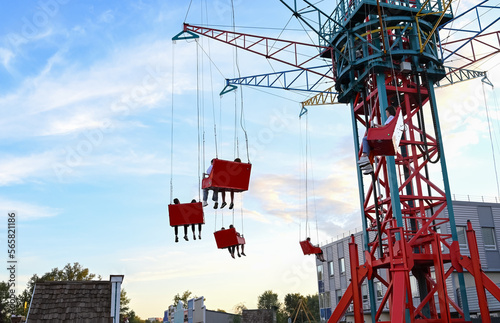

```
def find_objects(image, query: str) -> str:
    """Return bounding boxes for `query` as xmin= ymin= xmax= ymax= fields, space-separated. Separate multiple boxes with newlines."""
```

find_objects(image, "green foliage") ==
xmin=121 ymin=289 xmax=131 ymax=315
xmin=125 ymin=310 xmax=146 ymax=323
xmin=0 ymin=282 xmax=10 ymax=323
xmin=257 ymin=290 xmax=280 ymax=310
xmin=233 ymin=302 xmax=247 ymax=315
xmin=284 ymin=293 xmax=302 ymax=317
xmin=305 ymin=294 xmax=319 ymax=322
xmin=255 ymin=291 xmax=319 ymax=323
xmin=173 ymin=290 xmax=194 ymax=309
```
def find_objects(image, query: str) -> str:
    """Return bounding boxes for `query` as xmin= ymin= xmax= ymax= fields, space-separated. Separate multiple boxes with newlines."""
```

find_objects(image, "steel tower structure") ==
xmin=173 ymin=0 xmax=500 ymax=322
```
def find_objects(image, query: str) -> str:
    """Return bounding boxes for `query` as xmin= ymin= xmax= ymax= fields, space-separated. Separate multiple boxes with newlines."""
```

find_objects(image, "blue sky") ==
xmin=0 ymin=0 xmax=499 ymax=319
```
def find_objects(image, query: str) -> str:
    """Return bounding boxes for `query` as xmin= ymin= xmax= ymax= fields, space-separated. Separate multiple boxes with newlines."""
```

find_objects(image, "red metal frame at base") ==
xmin=202 ymin=159 xmax=252 ymax=192
xmin=328 ymin=223 xmax=500 ymax=323
xmin=168 ymin=202 xmax=204 ymax=226
xmin=214 ymin=227 xmax=245 ymax=249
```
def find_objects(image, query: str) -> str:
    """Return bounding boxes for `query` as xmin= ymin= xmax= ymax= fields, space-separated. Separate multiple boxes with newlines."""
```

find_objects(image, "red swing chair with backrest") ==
xmin=214 ymin=227 xmax=245 ymax=249
xmin=300 ymin=239 xmax=323 ymax=256
xmin=202 ymin=159 xmax=252 ymax=192
xmin=168 ymin=202 xmax=204 ymax=227
xmin=366 ymin=107 xmax=404 ymax=157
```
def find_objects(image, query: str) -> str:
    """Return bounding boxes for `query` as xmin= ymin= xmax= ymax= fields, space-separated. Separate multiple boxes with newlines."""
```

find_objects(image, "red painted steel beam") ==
xmin=440 ymin=31 xmax=500 ymax=70
xmin=348 ymin=235 xmax=364 ymax=322
xmin=182 ymin=23 xmax=335 ymax=80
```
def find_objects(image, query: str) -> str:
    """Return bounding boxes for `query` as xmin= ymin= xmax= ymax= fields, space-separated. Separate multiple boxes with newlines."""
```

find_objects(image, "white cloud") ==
xmin=0 ymin=197 xmax=61 ymax=221
xmin=0 ymin=47 xmax=14 ymax=68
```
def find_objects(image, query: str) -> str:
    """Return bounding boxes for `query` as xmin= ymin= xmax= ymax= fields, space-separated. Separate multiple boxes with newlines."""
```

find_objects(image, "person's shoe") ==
xmin=238 ymin=253 xmax=241 ymax=257
xmin=357 ymin=155 xmax=370 ymax=167
xmin=203 ymin=201 xmax=208 ymax=207
xmin=213 ymin=202 xmax=218 ymax=209
xmin=184 ymin=235 xmax=189 ymax=241
xmin=229 ymin=202 xmax=234 ymax=209
xmin=198 ymin=235 xmax=202 ymax=240
xmin=231 ymin=253 xmax=235 ymax=259
xmin=193 ymin=235 xmax=196 ymax=240
xmin=241 ymin=252 xmax=246 ymax=256
xmin=362 ymin=164 xmax=374 ymax=175
xmin=221 ymin=202 xmax=227 ymax=209
xmin=175 ymin=237 xmax=179 ymax=243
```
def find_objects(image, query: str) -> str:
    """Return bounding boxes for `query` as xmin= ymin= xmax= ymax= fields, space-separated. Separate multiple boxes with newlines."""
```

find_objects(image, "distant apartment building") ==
xmin=316 ymin=197 xmax=500 ymax=322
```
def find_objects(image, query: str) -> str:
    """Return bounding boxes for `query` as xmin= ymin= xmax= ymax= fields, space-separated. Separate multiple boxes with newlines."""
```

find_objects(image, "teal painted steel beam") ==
xmin=427 ymin=78 xmax=471 ymax=320
xmin=349 ymin=97 xmax=378 ymax=322
xmin=435 ymin=66 xmax=487 ymax=88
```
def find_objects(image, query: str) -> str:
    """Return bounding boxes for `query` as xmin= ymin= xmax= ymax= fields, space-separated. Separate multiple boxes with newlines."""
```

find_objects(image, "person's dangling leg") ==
xmin=221 ymin=190 xmax=227 ymax=209
xmin=183 ymin=225 xmax=189 ymax=241
xmin=240 ymin=244 xmax=246 ymax=256
xmin=212 ymin=189 xmax=219 ymax=209
xmin=191 ymin=224 xmax=196 ymax=240
xmin=202 ymin=188 xmax=209 ymax=207
xmin=229 ymin=191 xmax=235 ymax=209
xmin=198 ymin=223 xmax=202 ymax=239
xmin=358 ymin=136 xmax=373 ymax=174
xmin=174 ymin=226 xmax=179 ymax=243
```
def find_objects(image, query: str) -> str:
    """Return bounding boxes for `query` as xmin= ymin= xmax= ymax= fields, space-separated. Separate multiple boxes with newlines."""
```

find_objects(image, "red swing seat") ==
xmin=300 ymin=240 xmax=323 ymax=255
xmin=366 ymin=107 xmax=404 ymax=156
xmin=202 ymin=159 xmax=252 ymax=192
xmin=214 ymin=227 xmax=245 ymax=249
xmin=168 ymin=202 xmax=204 ymax=226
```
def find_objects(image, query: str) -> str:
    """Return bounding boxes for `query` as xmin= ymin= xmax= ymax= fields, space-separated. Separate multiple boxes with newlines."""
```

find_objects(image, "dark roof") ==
xmin=27 ymin=280 xmax=113 ymax=323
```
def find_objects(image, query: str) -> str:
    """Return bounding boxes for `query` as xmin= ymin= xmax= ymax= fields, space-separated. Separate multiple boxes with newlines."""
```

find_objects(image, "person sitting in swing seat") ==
xmin=173 ymin=198 xmax=189 ymax=243
xmin=190 ymin=199 xmax=202 ymax=240
xmin=228 ymin=224 xmax=246 ymax=259
xmin=307 ymin=237 xmax=325 ymax=262
xmin=220 ymin=157 xmax=242 ymax=209
xmin=202 ymin=158 xmax=219 ymax=209
xmin=357 ymin=105 xmax=397 ymax=175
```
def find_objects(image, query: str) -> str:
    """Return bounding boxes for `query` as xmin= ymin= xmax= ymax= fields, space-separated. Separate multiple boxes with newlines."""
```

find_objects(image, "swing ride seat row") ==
xmin=202 ymin=158 xmax=252 ymax=192
xmin=300 ymin=240 xmax=322 ymax=255
xmin=366 ymin=107 xmax=404 ymax=157
xmin=214 ymin=227 xmax=245 ymax=249
xmin=168 ymin=202 xmax=204 ymax=226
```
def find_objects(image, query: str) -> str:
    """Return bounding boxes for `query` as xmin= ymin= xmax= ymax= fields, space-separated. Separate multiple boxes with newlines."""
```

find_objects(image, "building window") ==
xmin=317 ymin=264 xmax=323 ymax=281
xmin=456 ymin=226 xmax=467 ymax=248
xmin=482 ymin=227 xmax=497 ymax=251
xmin=328 ymin=261 xmax=334 ymax=277
xmin=336 ymin=289 xmax=342 ymax=304
xmin=376 ymin=282 xmax=383 ymax=299
xmin=339 ymin=257 xmax=345 ymax=275
xmin=361 ymin=284 xmax=368 ymax=302
xmin=320 ymin=291 xmax=331 ymax=309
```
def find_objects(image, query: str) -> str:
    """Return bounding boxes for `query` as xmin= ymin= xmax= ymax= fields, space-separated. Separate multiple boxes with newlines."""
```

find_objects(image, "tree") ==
xmin=305 ymin=294 xmax=319 ymax=322
xmin=232 ymin=303 xmax=247 ymax=323
xmin=257 ymin=290 xmax=280 ymax=310
xmin=125 ymin=310 xmax=146 ymax=323
xmin=173 ymin=290 xmax=193 ymax=309
xmin=0 ymin=282 xmax=10 ymax=323
xmin=283 ymin=293 xmax=319 ymax=323
xmin=120 ymin=289 xmax=131 ymax=322
xmin=284 ymin=293 xmax=302 ymax=318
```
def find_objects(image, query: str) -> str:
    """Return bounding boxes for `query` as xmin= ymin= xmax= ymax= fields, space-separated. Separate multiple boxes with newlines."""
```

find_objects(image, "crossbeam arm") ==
xmin=182 ymin=23 xmax=334 ymax=81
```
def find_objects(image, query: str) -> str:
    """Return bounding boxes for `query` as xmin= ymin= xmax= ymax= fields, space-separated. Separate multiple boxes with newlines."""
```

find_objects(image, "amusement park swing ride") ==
xmin=170 ymin=0 xmax=500 ymax=321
